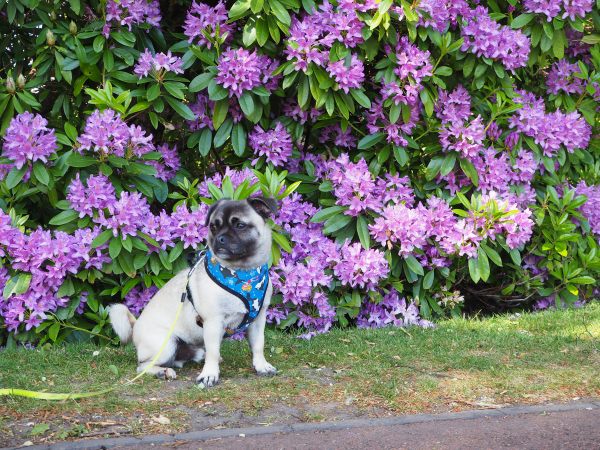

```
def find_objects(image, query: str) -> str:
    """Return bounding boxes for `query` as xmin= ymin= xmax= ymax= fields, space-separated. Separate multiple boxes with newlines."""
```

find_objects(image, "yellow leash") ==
xmin=0 ymin=299 xmax=185 ymax=400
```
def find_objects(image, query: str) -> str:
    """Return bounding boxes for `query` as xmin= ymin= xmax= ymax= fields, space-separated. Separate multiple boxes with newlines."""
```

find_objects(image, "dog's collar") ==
xmin=185 ymin=250 xmax=269 ymax=337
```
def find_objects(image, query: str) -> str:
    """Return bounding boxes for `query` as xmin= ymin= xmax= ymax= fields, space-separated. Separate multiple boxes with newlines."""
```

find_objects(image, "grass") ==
xmin=0 ymin=303 xmax=599 ymax=445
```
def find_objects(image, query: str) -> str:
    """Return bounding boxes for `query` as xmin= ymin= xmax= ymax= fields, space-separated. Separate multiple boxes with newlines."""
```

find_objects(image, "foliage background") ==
xmin=0 ymin=0 xmax=599 ymax=346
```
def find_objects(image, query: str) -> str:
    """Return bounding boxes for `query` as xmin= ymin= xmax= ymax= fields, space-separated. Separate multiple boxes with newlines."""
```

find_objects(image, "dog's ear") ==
xmin=247 ymin=197 xmax=278 ymax=220
xmin=205 ymin=199 xmax=225 ymax=226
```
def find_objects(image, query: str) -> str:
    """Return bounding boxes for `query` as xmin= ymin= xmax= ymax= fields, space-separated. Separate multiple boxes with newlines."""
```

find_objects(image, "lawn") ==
xmin=1 ymin=303 xmax=599 ymax=446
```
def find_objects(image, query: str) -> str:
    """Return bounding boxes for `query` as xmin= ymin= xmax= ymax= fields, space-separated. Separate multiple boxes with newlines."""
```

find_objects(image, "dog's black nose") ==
xmin=217 ymin=235 xmax=227 ymax=244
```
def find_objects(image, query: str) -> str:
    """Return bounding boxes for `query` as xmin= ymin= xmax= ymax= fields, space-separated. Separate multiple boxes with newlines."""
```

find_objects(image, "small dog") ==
xmin=109 ymin=197 xmax=278 ymax=387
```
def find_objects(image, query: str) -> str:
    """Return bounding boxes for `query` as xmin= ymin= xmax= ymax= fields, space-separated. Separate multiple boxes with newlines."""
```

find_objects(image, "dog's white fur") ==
xmin=109 ymin=201 xmax=276 ymax=387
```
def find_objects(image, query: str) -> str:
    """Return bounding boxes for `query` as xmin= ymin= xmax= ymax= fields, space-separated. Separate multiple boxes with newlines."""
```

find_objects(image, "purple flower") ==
xmin=216 ymin=48 xmax=278 ymax=98
xmin=124 ymin=286 xmax=158 ymax=316
xmin=436 ymin=85 xmax=471 ymax=124
xmin=508 ymin=90 xmax=591 ymax=156
xmin=184 ymin=1 xmax=234 ymax=48
xmin=370 ymin=203 xmax=429 ymax=256
xmin=104 ymin=0 xmax=161 ymax=36
xmin=148 ymin=144 xmax=181 ymax=181
xmin=546 ymin=59 xmax=585 ymax=95
xmin=134 ymin=49 xmax=183 ymax=78
xmin=326 ymin=55 xmax=364 ymax=93
xmin=461 ymin=6 xmax=530 ymax=71
xmin=67 ymin=173 xmax=116 ymax=219
xmin=357 ymin=289 xmax=434 ymax=329
xmin=249 ymin=123 xmax=293 ymax=167
xmin=333 ymin=242 xmax=389 ymax=290
xmin=2 ymin=112 xmax=57 ymax=169
xmin=382 ymin=37 xmax=432 ymax=107
xmin=78 ymin=109 xmax=155 ymax=158
xmin=170 ymin=204 xmax=209 ymax=249
xmin=99 ymin=191 xmax=152 ymax=238
xmin=575 ymin=181 xmax=600 ymax=236
xmin=524 ymin=0 xmax=562 ymax=20
xmin=319 ymin=125 xmax=356 ymax=148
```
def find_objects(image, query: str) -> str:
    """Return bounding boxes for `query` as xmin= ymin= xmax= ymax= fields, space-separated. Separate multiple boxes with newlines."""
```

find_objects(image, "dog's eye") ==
xmin=235 ymin=222 xmax=246 ymax=229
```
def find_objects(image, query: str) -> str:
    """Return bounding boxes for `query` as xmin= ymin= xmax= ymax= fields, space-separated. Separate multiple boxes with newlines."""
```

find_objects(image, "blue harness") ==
xmin=184 ymin=250 xmax=269 ymax=336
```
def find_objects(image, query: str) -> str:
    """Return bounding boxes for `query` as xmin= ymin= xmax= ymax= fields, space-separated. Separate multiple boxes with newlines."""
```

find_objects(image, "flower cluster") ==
xmin=77 ymin=109 xmax=155 ymax=158
xmin=508 ymin=90 xmax=591 ymax=156
xmin=103 ymin=0 xmax=161 ymax=36
xmin=546 ymin=59 xmax=585 ymax=95
xmin=524 ymin=0 xmax=593 ymax=21
xmin=285 ymin=2 xmax=366 ymax=88
xmin=461 ymin=6 xmax=530 ymax=71
xmin=327 ymin=154 xmax=414 ymax=216
xmin=124 ymin=286 xmax=158 ymax=316
xmin=326 ymin=55 xmax=365 ymax=93
xmin=575 ymin=182 xmax=600 ymax=237
xmin=382 ymin=37 xmax=433 ymax=107
xmin=249 ymin=123 xmax=293 ymax=167
xmin=0 ymin=208 xmax=110 ymax=331
xmin=415 ymin=0 xmax=469 ymax=32
xmin=318 ymin=125 xmax=356 ymax=148
xmin=134 ymin=49 xmax=184 ymax=78
xmin=2 ymin=112 xmax=57 ymax=171
xmin=333 ymin=242 xmax=389 ymax=290
xmin=366 ymin=100 xmax=420 ymax=148
xmin=216 ymin=48 xmax=278 ymax=98
xmin=357 ymin=290 xmax=433 ymax=329
xmin=184 ymin=0 xmax=233 ymax=48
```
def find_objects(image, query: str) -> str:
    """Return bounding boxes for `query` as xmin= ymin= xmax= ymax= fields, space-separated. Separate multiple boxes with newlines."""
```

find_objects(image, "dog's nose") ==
xmin=217 ymin=235 xmax=227 ymax=244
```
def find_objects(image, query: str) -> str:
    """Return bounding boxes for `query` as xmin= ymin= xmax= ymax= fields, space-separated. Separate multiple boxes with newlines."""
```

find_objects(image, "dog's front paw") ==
xmin=254 ymin=360 xmax=277 ymax=376
xmin=196 ymin=371 xmax=219 ymax=388
xmin=157 ymin=368 xmax=177 ymax=380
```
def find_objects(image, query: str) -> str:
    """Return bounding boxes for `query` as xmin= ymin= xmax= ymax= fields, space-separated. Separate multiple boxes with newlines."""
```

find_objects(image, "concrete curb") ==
xmin=9 ymin=400 xmax=600 ymax=450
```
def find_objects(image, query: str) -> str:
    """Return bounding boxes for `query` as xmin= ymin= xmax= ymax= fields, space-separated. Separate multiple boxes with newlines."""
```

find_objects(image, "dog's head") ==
xmin=205 ymin=197 xmax=277 ymax=269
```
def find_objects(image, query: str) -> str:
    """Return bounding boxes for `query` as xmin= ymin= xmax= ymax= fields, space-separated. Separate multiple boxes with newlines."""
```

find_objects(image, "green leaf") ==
xmin=213 ymin=99 xmax=229 ymax=130
xmin=460 ymin=158 xmax=479 ymax=186
xmin=165 ymin=97 xmax=196 ymax=121
xmin=569 ymin=276 xmax=595 ymax=285
xmin=350 ymin=90 xmax=371 ymax=109
xmin=48 ymin=323 xmax=60 ymax=343
xmin=232 ymin=123 xmax=247 ymax=156
xmin=107 ymin=238 xmax=123 ymax=260
xmin=310 ymin=205 xmax=347 ymax=223
xmin=272 ymin=231 xmax=293 ymax=253
xmin=49 ymin=209 xmax=79 ymax=226
xmin=199 ymin=128 xmax=213 ymax=156
xmin=468 ymin=258 xmax=481 ymax=283
xmin=67 ymin=152 xmax=97 ymax=168
xmin=423 ymin=270 xmax=435 ymax=290
xmin=405 ymin=255 xmax=424 ymax=276
xmin=357 ymin=133 xmax=384 ymax=149
xmin=356 ymin=215 xmax=370 ymax=249
xmin=477 ymin=248 xmax=490 ymax=282
xmin=322 ymin=214 xmax=353 ymax=234
xmin=189 ymin=73 xmax=214 ymax=93
xmin=213 ymin=118 xmax=233 ymax=147
xmin=32 ymin=163 xmax=50 ymax=185
xmin=480 ymin=243 xmax=502 ymax=267
xmin=269 ymin=0 xmax=291 ymax=26
xmin=5 ymin=166 xmax=28 ymax=189
xmin=511 ymin=13 xmax=535 ymax=29
xmin=239 ymin=92 xmax=255 ymax=117
xmin=92 ymin=229 xmax=114 ymax=248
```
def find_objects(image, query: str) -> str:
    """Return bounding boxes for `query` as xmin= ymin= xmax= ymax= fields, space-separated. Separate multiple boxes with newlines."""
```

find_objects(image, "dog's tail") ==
xmin=108 ymin=304 xmax=136 ymax=344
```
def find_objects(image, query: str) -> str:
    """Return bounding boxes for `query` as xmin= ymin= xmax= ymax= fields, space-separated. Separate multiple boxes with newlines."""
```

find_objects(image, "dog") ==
xmin=109 ymin=197 xmax=278 ymax=388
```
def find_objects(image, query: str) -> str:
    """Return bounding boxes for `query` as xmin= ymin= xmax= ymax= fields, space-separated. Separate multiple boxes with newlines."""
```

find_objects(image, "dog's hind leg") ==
xmin=135 ymin=332 xmax=178 ymax=380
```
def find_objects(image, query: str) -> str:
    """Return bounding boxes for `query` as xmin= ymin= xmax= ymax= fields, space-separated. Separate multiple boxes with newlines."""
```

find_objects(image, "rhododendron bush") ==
xmin=0 ymin=0 xmax=599 ymax=345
